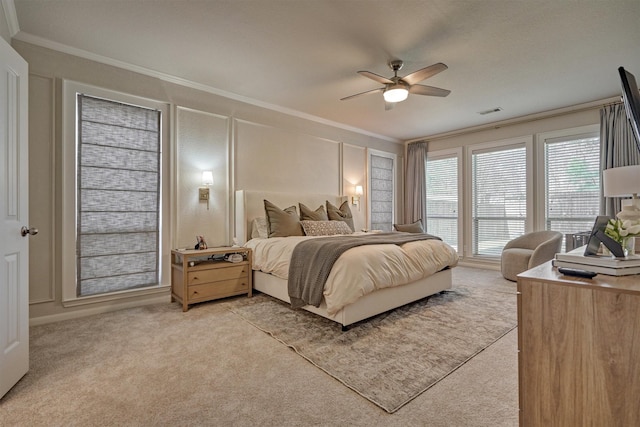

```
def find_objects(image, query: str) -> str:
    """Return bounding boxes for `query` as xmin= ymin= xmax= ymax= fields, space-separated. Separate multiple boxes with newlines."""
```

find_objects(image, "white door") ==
xmin=0 ymin=37 xmax=29 ymax=399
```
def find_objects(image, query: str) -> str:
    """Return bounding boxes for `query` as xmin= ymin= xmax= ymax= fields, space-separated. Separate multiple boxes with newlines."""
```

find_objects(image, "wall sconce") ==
xmin=352 ymin=185 xmax=363 ymax=209
xmin=200 ymin=170 xmax=214 ymax=209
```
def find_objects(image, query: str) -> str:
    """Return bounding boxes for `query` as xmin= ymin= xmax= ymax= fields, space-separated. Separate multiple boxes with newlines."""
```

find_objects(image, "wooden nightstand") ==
xmin=171 ymin=247 xmax=252 ymax=311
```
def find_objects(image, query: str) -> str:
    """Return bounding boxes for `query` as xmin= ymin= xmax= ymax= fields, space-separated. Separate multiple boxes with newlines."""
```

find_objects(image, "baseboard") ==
xmin=29 ymin=294 xmax=171 ymax=326
xmin=457 ymin=260 xmax=501 ymax=271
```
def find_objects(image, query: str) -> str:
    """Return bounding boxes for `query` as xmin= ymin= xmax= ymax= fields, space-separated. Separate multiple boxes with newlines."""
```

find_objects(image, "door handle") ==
xmin=21 ymin=226 xmax=38 ymax=237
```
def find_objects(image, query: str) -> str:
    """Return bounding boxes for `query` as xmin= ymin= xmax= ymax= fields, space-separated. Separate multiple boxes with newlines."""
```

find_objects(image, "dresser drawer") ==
xmin=187 ymin=264 xmax=248 ymax=286
xmin=188 ymin=278 xmax=249 ymax=302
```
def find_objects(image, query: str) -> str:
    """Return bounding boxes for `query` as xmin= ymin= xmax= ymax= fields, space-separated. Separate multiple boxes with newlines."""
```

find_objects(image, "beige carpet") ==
xmin=0 ymin=267 xmax=519 ymax=426
xmin=226 ymin=276 xmax=517 ymax=413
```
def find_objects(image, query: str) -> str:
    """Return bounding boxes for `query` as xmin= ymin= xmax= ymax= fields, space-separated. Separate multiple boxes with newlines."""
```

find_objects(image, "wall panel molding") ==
xmin=28 ymin=73 xmax=56 ymax=304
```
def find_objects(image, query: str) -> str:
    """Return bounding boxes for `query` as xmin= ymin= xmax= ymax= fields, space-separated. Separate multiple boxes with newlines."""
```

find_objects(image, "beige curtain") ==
xmin=600 ymin=103 xmax=640 ymax=216
xmin=405 ymin=141 xmax=428 ymax=224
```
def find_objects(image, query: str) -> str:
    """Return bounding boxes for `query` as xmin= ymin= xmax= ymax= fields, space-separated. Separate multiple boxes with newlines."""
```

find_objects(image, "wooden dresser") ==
xmin=171 ymin=247 xmax=252 ymax=311
xmin=517 ymin=261 xmax=640 ymax=426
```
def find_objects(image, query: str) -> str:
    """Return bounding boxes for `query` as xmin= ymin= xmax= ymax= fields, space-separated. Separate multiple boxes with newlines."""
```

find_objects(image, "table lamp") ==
xmin=602 ymin=165 xmax=640 ymax=222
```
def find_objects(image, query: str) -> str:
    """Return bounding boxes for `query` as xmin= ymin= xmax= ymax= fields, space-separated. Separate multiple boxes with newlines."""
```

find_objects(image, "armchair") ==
xmin=501 ymin=230 xmax=563 ymax=281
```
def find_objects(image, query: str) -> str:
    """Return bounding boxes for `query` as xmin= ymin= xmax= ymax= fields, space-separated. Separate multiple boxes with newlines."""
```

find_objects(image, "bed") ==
xmin=235 ymin=190 xmax=459 ymax=328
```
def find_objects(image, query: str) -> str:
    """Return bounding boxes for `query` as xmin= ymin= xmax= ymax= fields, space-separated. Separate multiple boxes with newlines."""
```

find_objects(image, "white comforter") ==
xmin=245 ymin=233 xmax=459 ymax=315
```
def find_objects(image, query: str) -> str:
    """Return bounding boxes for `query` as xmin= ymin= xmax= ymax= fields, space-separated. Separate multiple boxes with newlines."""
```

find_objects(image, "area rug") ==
xmin=226 ymin=275 xmax=517 ymax=413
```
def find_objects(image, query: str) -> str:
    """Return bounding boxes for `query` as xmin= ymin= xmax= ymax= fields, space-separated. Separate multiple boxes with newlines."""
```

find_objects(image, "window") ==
xmin=76 ymin=95 xmax=161 ymax=296
xmin=426 ymin=151 xmax=460 ymax=251
xmin=470 ymin=139 xmax=530 ymax=257
xmin=369 ymin=150 xmax=396 ymax=231
xmin=542 ymin=131 xmax=600 ymax=235
xmin=62 ymin=81 xmax=169 ymax=304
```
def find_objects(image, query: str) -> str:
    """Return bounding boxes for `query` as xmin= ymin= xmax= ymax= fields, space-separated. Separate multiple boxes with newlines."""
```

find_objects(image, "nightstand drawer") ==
xmin=187 ymin=264 xmax=248 ymax=285
xmin=188 ymin=278 xmax=249 ymax=301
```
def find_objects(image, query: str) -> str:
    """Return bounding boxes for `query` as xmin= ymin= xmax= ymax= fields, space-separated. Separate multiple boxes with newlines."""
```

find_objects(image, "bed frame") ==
xmin=235 ymin=190 xmax=452 ymax=328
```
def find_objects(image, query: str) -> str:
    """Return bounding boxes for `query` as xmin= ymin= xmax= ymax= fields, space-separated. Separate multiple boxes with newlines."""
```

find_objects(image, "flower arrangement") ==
xmin=605 ymin=218 xmax=640 ymax=255
xmin=605 ymin=219 xmax=640 ymax=241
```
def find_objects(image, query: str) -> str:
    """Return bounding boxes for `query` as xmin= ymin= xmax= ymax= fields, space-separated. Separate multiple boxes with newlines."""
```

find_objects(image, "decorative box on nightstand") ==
xmin=171 ymin=247 xmax=252 ymax=311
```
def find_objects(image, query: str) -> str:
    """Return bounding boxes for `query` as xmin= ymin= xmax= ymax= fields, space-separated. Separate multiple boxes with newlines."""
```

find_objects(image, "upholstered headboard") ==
xmin=235 ymin=190 xmax=346 ymax=244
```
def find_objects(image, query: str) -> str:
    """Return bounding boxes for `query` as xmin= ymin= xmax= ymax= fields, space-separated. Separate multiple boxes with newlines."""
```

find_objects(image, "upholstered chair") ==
xmin=501 ymin=230 xmax=563 ymax=281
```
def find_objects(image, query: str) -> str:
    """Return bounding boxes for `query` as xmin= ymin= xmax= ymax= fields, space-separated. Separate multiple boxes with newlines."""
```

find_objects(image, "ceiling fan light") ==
xmin=383 ymin=86 xmax=409 ymax=103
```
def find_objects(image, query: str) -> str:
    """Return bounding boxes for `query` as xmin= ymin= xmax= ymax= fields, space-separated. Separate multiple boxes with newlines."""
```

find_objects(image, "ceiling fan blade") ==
xmin=409 ymin=84 xmax=451 ymax=97
xmin=357 ymin=71 xmax=394 ymax=85
xmin=340 ymin=87 xmax=384 ymax=101
xmin=385 ymin=101 xmax=395 ymax=111
xmin=402 ymin=63 xmax=448 ymax=86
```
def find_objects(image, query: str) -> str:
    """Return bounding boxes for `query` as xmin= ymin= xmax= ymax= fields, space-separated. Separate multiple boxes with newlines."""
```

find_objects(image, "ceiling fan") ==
xmin=341 ymin=60 xmax=450 ymax=110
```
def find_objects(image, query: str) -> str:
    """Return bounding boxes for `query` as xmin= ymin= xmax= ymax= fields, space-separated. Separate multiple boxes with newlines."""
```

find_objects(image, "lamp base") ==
xmin=617 ymin=199 xmax=640 ymax=222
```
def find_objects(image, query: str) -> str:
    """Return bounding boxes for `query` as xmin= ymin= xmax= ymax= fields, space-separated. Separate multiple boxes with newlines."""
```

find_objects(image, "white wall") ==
xmin=13 ymin=40 xmax=403 ymax=323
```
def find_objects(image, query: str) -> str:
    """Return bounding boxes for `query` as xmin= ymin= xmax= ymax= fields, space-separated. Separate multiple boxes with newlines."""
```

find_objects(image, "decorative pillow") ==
xmin=264 ymin=199 xmax=304 ymax=237
xmin=301 ymin=220 xmax=354 ymax=236
xmin=299 ymin=203 xmax=329 ymax=221
xmin=326 ymin=200 xmax=355 ymax=231
xmin=250 ymin=217 xmax=269 ymax=239
xmin=394 ymin=219 xmax=425 ymax=233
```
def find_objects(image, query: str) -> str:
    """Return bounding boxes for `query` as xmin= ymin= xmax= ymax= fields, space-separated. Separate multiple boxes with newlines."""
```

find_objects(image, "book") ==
xmin=555 ymin=245 xmax=640 ymax=268
xmin=553 ymin=259 xmax=640 ymax=276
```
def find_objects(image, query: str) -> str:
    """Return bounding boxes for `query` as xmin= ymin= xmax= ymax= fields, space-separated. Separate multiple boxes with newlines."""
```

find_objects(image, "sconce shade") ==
xmin=603 ymin=165 xmax=640 ymax=197
xmin=355 ymin=185 xmax=363 ymax=196
xmin=201 ymin=170 xmax=214 ymax=186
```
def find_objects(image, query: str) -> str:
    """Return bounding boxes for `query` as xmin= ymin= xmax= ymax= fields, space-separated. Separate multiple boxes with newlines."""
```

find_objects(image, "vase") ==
xmin=622 ymin=236 xmax=636 ymax=257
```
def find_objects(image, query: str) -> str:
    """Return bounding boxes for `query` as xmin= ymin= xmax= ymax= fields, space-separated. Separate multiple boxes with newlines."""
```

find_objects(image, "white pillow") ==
xmin=300 ymin=220 xmax=353 ymax=236
xmin=251 ymin=217 xmax=269 ymax=239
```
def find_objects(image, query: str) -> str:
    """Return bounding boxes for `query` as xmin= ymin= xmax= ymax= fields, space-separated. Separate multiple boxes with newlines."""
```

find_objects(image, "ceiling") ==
xmin=9 ymin=0 xmax=640 ymax=142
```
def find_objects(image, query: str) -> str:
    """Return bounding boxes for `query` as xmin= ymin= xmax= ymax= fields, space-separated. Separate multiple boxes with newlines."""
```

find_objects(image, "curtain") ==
xmin=600 ymin=103 xmax=640 ymax=216
xmin=405 ymin=141 xmax=428 ymax=224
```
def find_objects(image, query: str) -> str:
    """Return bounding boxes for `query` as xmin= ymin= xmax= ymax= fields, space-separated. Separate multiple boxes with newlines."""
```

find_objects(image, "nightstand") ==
xmin=171 ymin=247 xmax=252 ymax=311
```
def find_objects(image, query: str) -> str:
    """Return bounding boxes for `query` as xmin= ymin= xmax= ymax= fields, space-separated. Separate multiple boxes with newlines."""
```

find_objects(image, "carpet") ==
xmin=226 ymin=277 xmax=517 ymax=413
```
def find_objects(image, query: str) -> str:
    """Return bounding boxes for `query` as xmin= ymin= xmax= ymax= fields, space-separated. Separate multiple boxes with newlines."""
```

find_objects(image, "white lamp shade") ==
xmin=201 ymin=170 xmax=214 ymax=186
xmin=383 ymin=86 xmax=409 ymax=103
xmin=355 ymin=185 xmax=363 ymax=196
xmin=603 ymin=165 xmax=640 ymax=197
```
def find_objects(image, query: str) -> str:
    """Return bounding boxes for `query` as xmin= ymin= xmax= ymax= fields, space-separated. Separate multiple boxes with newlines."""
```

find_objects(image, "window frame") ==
xmin=426 ymin=147 xmax=463 ymax=253
xmin=62 ymin=80 xmax=171 ymax=306
xmin=464 ymin=136 xmax=534 ymax=261
xmin=534 ymin=124 xmax=600 ymax=233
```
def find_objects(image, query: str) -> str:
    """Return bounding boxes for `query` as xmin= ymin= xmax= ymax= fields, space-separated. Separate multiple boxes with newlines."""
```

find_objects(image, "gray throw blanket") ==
xmin=288 ymin=232 xmax=441 ymax=309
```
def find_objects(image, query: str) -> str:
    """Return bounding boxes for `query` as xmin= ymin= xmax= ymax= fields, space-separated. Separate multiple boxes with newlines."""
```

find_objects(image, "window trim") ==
xmin=426 ymin=147 xmax=463 ymax=253
xmin=61 ymin=80 xmax=171 ymax=306
xmin=464 ymin=135 xmax=533 ymax=261
xmin=534 ymin=124 xmax=600 ymax=232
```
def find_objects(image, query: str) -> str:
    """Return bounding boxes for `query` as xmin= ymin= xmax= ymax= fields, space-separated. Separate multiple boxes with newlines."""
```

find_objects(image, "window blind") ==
xmin=370 ymin=154 xmax=394 ymax=231
xmin=426 ymin=155 xmax=458 ymax=250
xmin=545 ymin=134 xmax=600 ymax=234
xmin=472 ymin=146 xmax=526 ymax=256
xmin=77 ymin=94 xmax=161 ymax=296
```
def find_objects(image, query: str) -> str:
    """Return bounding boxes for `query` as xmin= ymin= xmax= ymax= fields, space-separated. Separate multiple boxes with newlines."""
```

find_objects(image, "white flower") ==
xmin=604 ymin=218 xmax=640 ymax=243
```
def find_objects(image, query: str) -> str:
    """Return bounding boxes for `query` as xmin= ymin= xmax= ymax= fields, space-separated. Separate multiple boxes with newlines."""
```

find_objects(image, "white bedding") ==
xmin=245 ymin=233 xmax=459 ymax=315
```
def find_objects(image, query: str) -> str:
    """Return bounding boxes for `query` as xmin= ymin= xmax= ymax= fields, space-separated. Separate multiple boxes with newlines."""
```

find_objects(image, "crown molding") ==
xmin=1 ymin=0 xmax=19 ymax=37
xmin=405 ymin=96 xmax=620 ymax=144
xmin=12 ymin=30 xmax=399 ymax=144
